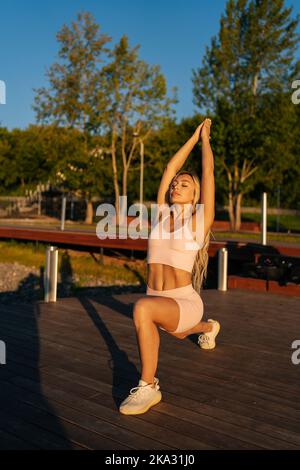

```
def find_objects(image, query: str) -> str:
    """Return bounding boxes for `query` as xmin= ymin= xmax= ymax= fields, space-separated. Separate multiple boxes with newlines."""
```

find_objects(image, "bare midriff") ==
xmin=147 ymin=211 xmax=193 ymax=291
xmin=147 ymin=263 xmax=192 ymax=291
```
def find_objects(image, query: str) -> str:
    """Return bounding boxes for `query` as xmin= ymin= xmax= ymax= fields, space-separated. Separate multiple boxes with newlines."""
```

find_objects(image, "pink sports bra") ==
xmin=147 ymin=204 xmax=205 ymax=273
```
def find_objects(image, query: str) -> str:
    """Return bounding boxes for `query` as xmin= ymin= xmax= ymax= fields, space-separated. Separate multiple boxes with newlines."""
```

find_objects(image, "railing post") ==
xmin=218 ymin=247 xmax=228 ymax=291
xmin=61 ymin=195 xmax=67 ymax=231
xmin=261 ymin=192 xmax=267 ymax=245
xmin=44 ymin=246 xmax=58 ymax=302
xmin=70 ymin=198 xmax=74 ymax=220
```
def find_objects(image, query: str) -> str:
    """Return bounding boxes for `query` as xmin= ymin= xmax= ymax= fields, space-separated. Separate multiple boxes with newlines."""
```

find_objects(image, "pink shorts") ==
xmin=146 ymin=283 xmax=204 ymax=334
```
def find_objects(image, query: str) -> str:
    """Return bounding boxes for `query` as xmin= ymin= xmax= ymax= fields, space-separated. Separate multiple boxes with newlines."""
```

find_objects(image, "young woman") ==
xmin=119 ymin=118 xmax=220 ymax=415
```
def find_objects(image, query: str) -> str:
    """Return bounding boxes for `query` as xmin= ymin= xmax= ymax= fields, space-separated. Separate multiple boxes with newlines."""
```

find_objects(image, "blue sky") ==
xmin=0 ymin=0 xmax=299 ymax=130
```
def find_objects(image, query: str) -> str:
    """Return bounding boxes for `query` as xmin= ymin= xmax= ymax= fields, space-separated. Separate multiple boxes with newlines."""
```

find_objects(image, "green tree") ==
xmin=0 ymin=127 xmax=16 ymax=193
xmin=96 ymin=35 xmax=177 ymax=225
xmin=33 ymin=11 xmax=112 ymax=223
xmin=279 ymin=59 xmax=300 ymax=210
xmin=192 ymin=0 xmax=300 ymax=229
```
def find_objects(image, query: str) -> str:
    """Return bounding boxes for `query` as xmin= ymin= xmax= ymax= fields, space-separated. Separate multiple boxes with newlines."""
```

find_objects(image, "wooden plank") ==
xmin=3 ymin=348 xmax=298 ymax=448
xmin=1 ymin=311 xmax=299 ymax=393
xmin=0 ymin=384 xmax=131 ymax=450
xmin=2 ymin=303 xmax=300 ymax=406
xmin=1 ymin=225 xmax=300 ymax=257
xmin=1 ymin=288 xmax=300 ymax=450
xmin=1 ymin=314 xmax=299 ymax=420
xmin=43 ymin=366 xmax=300 ymax=434
xmin=2 ymin=291 xmax=299 ymax=351
xmin=2 ymin=322 xmax=299 ymax=409
xmin=2 ymin=377 xmax=199 ymax=450
xmin=0 ymin=429 xmax=38 ymax=450
xmin=0 ymin=409 xmax=75 ymax=450
xmin=2 ymin=336 xmax=299 ymax=450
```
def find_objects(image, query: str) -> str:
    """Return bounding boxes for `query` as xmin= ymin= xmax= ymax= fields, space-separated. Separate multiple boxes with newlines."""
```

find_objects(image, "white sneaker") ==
xmin=198 ymin=319 xmax=220 ymax=350
xmin=119 ymin=377 xmax=162 ymax=415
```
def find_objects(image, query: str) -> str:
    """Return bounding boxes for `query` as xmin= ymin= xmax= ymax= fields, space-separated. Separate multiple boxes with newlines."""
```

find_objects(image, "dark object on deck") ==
xmin=289 ymin=265 xmax=300 ymax=284
xmin=242 ymin=254 xmax=300 ymax=285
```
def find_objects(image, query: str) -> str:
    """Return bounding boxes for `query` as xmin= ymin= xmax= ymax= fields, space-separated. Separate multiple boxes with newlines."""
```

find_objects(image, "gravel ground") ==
xmin=0 ymin=261 xmax=144 ymax=305
xmin=0 ymin=262 xmax=41 ymax=303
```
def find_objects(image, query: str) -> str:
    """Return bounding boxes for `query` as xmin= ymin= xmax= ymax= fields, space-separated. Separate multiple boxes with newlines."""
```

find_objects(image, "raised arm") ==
xmin=199 ymin=119 xmax=215 ymax=236
xmin=157 ymin=121 xmax=206 ymax=205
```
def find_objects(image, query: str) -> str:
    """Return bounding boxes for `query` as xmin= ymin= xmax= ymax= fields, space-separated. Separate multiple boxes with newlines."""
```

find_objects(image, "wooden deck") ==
xmin=0 ymin=287 xmax=300 ymax=450
xmin=1 ymin=224 xmax=300 ymax=257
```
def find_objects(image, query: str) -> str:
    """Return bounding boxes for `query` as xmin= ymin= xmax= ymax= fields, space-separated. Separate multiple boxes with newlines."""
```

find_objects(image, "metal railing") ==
xmin=218 ymin=247 xmax=228 ymax=291
xmin=44 ymin=246 xmax=58 ymax=302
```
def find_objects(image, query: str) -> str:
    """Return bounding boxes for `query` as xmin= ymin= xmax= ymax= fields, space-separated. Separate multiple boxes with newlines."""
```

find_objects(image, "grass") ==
xmin=0 ymin=219 xmax=96 ymax=232
xmin=0 ymin=240 xmax=147 ymax=287
xmin=213 ymin=231 xmax=300 ymax=244
xmin=241 ymin=213 xmax=300 ymax=233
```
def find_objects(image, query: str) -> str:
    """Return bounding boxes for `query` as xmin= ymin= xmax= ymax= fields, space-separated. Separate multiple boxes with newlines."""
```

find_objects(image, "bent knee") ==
xmin=133 ymin=298 xmax=153 ymax=325
xmin=169 ymin=331 xmax=187 ymax=340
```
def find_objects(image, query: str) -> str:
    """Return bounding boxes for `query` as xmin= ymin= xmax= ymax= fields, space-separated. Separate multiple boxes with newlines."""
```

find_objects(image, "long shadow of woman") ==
xmin=78 ymin=294 xmax=141 ymax=410
xmin=0 ymin=273 xmax=73 ymax=449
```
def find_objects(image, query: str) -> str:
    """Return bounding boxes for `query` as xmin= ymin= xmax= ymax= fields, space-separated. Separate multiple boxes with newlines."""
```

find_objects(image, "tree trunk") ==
xmin=85 ymin=198 xmax=94 ymax=224
xmin=112 ymin=153 xmax=120 ymax=226
xmin=122 ymin=166 xmax=128 ymax=199
xmin=225 ymin=165 xmax=235 ymax=231
xmin=228 ymin=190 xmax=235 ymax=231
xmin=235 ymin=192 xmax=243 ymax=231
xmin=111 ymin=123 xmax=121 ymax=228
xmin=252 ymin=72 xmax=259 ymax=97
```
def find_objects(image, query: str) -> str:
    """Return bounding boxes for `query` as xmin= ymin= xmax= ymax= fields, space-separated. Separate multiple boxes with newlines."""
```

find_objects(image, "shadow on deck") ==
xmin=0 ymin=286 xmax=300 ymax=450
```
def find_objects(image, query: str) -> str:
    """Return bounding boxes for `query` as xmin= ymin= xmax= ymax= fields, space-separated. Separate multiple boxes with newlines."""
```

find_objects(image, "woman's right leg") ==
xmin=133 ymin=296 xmax=181 ymax=383
xmin=169 ymin=321 xmax=213 ymax=339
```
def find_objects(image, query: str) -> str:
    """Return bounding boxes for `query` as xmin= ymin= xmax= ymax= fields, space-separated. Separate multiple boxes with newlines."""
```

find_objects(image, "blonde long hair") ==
xmin=167 ymin=170 xmax=215 ymax=293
